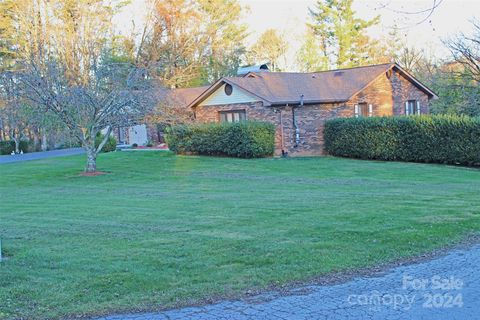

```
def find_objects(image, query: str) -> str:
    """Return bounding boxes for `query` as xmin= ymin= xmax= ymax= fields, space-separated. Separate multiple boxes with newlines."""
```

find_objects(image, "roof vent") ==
xmin=334 ymin=71 xmax=344 ymax=77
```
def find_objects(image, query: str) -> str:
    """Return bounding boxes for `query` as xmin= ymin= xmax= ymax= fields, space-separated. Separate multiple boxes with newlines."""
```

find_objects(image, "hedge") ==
xmin=324 ymin=115 xmax=480 ymax=166
xmin=166 ymin=121 xmax=275 ymax=158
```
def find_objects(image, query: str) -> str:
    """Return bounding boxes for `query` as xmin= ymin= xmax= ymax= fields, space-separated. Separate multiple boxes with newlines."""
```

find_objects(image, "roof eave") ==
xmin=187 ymin=79 xmax=225 ymax=109
xmin=392 ymin=64 xmax=438 ymax=99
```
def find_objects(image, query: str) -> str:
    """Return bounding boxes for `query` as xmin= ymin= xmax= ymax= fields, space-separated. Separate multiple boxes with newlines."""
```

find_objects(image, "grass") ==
xmin=1 ymin=152 xmax=480 ymax=319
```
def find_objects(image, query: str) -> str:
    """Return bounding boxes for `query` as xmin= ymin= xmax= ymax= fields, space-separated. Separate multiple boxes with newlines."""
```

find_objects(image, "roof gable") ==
xmin=199 ymin=83 xmax=260 ymax=106
xmin=188 ymin=78 xmax=270 ymax=108
xmin=391 ymin=64 xmax=438 ymax=99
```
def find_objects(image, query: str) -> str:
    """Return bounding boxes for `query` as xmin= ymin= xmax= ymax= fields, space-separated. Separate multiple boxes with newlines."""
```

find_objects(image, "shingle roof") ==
xmin=186 ymin=63 xmax=437 ymax=108
xmin=167 ymin=86 xmax=210 ymax=106
xmin=226 ymin=63 xmax=395 ymax=105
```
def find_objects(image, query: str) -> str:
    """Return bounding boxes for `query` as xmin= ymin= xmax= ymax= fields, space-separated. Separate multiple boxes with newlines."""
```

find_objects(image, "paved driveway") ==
xmin=0 ymin=148 xmax=84 ymax=164
xmin=97 ymin=244 xmax=479 ymax=320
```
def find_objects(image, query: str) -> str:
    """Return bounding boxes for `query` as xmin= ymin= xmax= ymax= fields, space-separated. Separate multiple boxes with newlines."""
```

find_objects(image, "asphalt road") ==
xmin=0 ymin=148 xmax=84 ymax=164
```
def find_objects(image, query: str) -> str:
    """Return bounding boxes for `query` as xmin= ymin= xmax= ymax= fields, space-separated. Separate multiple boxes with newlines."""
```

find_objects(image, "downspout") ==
xmin=280 ymin=109 xmax=287 ymax=157
xmin=292 ymin=94 xmax=303 ymax=148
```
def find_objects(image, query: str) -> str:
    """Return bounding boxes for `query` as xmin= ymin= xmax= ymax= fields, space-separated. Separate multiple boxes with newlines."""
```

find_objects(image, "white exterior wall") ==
xmin=199 ymin=83 xmax=259 ymax=106
xmin=128 ymin=124 xmax=148 ymax=146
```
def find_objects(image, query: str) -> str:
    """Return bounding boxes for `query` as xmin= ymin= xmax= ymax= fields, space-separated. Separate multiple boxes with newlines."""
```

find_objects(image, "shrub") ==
xmin=0 ymin=141 xmax=15 ymax=155
xmin=95 ymin=133 xmax=117 ymax=153
xmin=166 ymin=121 xmax=275 ymax=158
xmin=0 ymin=140 xmax=31 ymax=155
xmin=324 ymin=115 xmax=480 ymax=166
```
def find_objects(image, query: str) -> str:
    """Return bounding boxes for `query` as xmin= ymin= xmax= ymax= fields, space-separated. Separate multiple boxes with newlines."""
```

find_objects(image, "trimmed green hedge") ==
xmin=324 ymin=115 xmax=480 ymax=166
xmin=166 ymin=121 xmax=275 ymax=158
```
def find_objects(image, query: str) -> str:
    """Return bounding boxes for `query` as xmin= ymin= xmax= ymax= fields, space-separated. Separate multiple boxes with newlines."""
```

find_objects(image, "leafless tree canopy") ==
xmin=375 ymin=0 xmax=444 ymax=29
xmin=0 ymin=72 xmax=28 ymax=153
xmin=15 ymin=60 xmax=161 ymax=172
xmin=446 ymin=20 xmax=480 ymax=83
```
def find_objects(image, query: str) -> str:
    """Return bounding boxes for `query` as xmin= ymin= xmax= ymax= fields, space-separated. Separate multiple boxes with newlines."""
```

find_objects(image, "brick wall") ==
xmin=194 ymin=69 xmax=432 ymax=156
xmin=391 ymin=71 xmax=430 ymax=115
xmin=349 ymin=70 xmax=430 ymax=116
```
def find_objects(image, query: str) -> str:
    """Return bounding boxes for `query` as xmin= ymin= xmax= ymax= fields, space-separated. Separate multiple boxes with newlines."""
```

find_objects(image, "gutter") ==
xmin=271 ymin=98 xmax=348 ymax=106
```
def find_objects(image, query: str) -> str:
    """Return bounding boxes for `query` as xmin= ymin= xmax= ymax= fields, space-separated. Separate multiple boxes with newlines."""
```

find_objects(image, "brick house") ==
xmin=179 ymin=63 xmax=437 ymax=156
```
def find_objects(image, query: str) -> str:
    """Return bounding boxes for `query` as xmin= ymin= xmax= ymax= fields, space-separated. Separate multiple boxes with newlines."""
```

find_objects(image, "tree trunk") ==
xmin=84 ymin=127 xmax=111 ymax=173
xmin=41 ymin=129 xmax=48 ymax=151
xmin=33 ymin=129 xmax=40 ymax=152
xmin=13 ymin=136 xmax=20 ymax=154
xmin=85 ymin=146 xmax=97 ymax=173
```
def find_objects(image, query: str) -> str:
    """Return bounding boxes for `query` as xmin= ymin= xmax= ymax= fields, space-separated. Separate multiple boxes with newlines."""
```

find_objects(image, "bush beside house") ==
xmin=166 ymin=121 xmax=275 ymax=158
xmin=95 ymin=133 xmax=117 ymax=153
xmin=324 ymin=115 xmax=480 ymax=166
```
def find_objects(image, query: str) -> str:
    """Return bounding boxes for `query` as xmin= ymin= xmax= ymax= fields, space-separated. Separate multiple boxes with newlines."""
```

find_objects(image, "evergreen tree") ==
xmin=307 ymin=0 xmax=380 ymax=68
xmin=296 ymin=29 xmax=328 ymax=72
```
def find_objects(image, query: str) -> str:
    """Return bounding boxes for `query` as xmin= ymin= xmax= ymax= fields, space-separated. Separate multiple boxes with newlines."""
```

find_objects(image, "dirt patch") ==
xmin=78 ymin=171 xmax=109 ymax=177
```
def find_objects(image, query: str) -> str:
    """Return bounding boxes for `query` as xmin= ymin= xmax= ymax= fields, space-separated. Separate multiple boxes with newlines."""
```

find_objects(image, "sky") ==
xmin=115 ymin=0 xmax=480 ymax=70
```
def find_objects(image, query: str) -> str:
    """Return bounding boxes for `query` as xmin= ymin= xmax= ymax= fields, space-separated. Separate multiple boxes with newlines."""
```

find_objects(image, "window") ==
xmin=224 ymin=84 xmax=233 ymax=96
xmin=406 ymin=100 xmax=420 ymax=115
xmin=354 ymin=103 xmax=373 ymax=117
xmin=219 ymin=110 xmax=246 ymax=122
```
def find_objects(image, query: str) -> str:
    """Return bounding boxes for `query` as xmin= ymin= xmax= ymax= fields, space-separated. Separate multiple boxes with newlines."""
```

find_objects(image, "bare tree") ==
xmin=446 ymin=20 xmax=480 ymax=83
xmin=395 ymin=46 xmax=425 ymax=74
xmin=16 ymin=60 xmax=159 ymax=172
xmin=248 ymin=29 xmax=288 ymax=71
xmin=375 ymin=0 xmax=444 ymax=29
xmin=0 ymin=72 xmax=29 ymax=153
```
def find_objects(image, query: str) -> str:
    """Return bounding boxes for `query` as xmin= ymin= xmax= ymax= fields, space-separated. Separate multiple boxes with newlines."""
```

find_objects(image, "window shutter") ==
xmin=368 ymin=104 xmax=373 ymax=117
xmin=354 ymin=104 xmax=359 ymax=118
xmin=416 ymin=101 xmax=421 ymax=115
xmin=405 ymin=101 xmax=409 ymax=115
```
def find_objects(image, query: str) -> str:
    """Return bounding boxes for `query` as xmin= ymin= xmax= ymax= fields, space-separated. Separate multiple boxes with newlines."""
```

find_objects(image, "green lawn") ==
xmin=1 ymin=152 xmax=480 ymax=319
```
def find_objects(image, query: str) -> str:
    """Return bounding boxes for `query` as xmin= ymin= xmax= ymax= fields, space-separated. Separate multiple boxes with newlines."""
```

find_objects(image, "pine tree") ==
xmin=307 ymin=0 xmax=380 ymax=68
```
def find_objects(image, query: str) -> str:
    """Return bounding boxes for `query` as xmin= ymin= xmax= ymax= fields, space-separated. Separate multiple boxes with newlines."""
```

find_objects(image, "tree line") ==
xmin=0 ymin=0 xmax=479 ymax=172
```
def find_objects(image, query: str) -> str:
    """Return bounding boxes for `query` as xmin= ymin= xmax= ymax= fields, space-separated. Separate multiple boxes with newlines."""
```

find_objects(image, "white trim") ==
xmin=405 ymin=101 xmax=409 ymax=115
xmin=354 ymin=104 xmax=359 ymax=118
xmin=416 ymin=101 xmax=421 ymax=115
xmin=368 ymin=104 xmax=373 ymax=117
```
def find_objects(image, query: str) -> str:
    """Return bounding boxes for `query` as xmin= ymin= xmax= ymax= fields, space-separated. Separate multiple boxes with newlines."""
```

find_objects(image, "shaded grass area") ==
xmin=1 ymin=152 xmax=480 ymax=319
